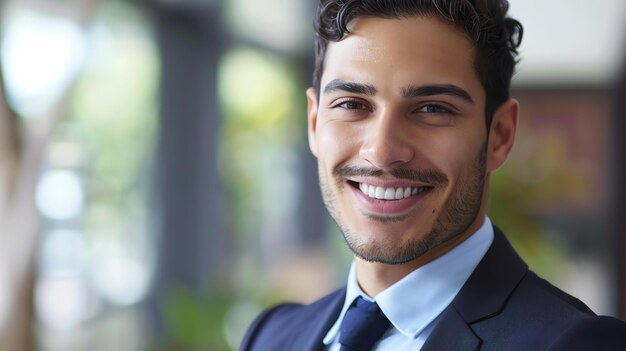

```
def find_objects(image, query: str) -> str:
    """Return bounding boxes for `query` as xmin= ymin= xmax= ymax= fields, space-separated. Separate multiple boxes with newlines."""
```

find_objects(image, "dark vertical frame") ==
xmin=618 ymin=70 xmax=626 ymax=320
xmin=147 ymin=0 xmax=227 ymax=336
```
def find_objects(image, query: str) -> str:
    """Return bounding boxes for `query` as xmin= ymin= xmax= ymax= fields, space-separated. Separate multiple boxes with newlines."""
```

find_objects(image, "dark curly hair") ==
xmin=312 ymin=0 xmax=523 ymax=128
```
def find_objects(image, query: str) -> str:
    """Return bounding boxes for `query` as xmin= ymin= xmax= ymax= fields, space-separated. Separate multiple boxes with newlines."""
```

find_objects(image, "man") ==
xmin=241 ymin=0 xmax=626 ymax=350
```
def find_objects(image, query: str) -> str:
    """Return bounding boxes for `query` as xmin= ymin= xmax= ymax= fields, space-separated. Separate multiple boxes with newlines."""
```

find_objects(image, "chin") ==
xmin=344 ymin=227 xmax=437 ymax=265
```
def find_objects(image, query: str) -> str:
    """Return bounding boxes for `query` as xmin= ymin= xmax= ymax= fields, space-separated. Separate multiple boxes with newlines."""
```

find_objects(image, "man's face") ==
xmin=307 ymin=16 xmax=494 ymax=264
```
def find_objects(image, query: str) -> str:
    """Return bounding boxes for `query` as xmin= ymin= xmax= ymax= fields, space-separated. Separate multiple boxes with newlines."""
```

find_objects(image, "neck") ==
xmin=355 ymin=215 xmax=485 ymax=297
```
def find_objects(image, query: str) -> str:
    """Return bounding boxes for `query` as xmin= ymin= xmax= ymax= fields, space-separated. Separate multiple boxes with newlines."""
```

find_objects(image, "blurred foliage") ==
xmin=217 ymin=46 xmax=306 ymax=266
xmin=217 ymin=46 xmax=302 ymax=211
xmin=152 ymin=288 xmax=233 ymax=351
xmin=201 ymin=46 xmax=312 ymax=349
xmin=146 ymin=284 xmax=290 ymax=351
xmin=489 ymin=161 xmax=568 ymax=283
xmin=66 ymin=1 xmax=158 ymax=243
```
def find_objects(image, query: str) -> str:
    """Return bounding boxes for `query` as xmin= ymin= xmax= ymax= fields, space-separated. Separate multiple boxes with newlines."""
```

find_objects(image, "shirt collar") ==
xmin=323 ymin=217 xmax=494 ymax=345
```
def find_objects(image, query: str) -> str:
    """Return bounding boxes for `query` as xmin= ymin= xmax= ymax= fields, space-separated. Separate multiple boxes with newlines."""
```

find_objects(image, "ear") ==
xmin=306 ymin=87 xmax=319 ymax=157
xmin=487 ymin=98 xmax=518 ymax=172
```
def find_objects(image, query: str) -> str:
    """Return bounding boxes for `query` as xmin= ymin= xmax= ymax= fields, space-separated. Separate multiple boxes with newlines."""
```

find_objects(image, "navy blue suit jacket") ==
xmin=240 ymin=228 xmax=626 ymax=350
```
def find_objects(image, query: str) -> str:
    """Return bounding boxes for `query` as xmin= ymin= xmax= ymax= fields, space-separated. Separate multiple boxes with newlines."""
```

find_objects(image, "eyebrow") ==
xmin=323 ymin=79 xmax=377 ymax=96
xmin=402 ymin=84 xmax=474 ymax=104
xmin=323 ymin=79 xmax=475 ymax=105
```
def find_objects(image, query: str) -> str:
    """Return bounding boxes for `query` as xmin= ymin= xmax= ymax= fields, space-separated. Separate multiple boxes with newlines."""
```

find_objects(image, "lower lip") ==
xmin=350 ymin=185 xmax=430 ymax=215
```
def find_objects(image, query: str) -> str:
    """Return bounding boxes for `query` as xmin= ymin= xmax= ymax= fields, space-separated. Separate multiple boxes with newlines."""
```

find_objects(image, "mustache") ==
xmin=335 ymin=165 xmax=449 ymax=186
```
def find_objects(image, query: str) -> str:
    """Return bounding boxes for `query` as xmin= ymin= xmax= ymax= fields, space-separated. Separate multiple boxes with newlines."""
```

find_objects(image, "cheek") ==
xmin=423 ymin=132 xmax=482 ymax=176
xmin=316 ymin=121 xmax=361 ymax=166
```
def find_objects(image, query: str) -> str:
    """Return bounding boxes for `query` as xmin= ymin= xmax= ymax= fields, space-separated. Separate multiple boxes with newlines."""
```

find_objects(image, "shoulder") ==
xmin=515 ymin=270 xmax=594 ymax=317
xmin=547 ymin=315 xmax=626 ymax=350
xmin=239 ymin=303 xmax=301 ymax=351
xmin=473 ymin=270 xmax=622 ymax=349
xmin=239 ymin=288 xmax=345 ymax=351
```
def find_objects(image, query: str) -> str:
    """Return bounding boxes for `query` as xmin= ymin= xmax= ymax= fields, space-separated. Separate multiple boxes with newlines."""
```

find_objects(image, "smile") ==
xmin=358 ymin=183 xmax=430 ymax=200
xmin=348 ymin=180 xmax=434 ymax=215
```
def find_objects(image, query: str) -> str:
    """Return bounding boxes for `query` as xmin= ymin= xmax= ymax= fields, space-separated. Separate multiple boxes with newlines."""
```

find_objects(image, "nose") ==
xmin=359 ymin=112 xmax=414 ymax=169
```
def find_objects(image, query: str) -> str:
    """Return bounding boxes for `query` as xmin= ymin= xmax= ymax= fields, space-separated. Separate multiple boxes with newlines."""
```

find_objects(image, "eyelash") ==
xmin=415 ymin=104 xmax=455 ymax=115
xmin=331 ymin=99 xmax=371 ymax=111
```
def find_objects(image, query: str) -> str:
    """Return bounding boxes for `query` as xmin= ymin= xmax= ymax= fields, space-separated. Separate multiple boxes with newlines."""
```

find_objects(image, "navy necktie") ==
xmin=339 ymin=297 xmax=391 ymax=351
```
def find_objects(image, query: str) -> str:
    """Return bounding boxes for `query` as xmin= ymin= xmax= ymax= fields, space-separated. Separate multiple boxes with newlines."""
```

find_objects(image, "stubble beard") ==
xmin=319 ymin=142 xmax=487 ymax=265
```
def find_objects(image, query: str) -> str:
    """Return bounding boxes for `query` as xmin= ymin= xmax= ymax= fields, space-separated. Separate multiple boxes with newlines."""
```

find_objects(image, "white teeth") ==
xmin=368 ymin=186 xmax=376 ymax=198
xmin=358 ymin=183 xmax=428 ymax=200
xmin=375 ymin=187 xmax=385 ymax=199
xmin=394 ymin=188 xmax=404 ymax=200
xmin=383 ymin=188 xmax=395 ymax=200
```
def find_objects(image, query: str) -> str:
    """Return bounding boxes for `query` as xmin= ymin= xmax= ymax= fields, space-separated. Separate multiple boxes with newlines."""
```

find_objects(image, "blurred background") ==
xmin=0 ymin=0 xmax=623 ymax=350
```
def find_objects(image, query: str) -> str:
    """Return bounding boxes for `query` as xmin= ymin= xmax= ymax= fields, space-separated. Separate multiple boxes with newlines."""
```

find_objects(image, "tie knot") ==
xmin=339 ymin=297 xmax=391 ymax=351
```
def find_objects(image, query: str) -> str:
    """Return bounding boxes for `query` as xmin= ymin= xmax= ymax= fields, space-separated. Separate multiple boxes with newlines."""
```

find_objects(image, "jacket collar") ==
xmin=289 ymin=288 xmax=346 ymax=351
xmin=422 ymin=227 xmax=528 ymax=350
xmin=421 ymin=306 xmax=482 ymax=351
xmin=451 ymin=226 xmax=528 ymax=323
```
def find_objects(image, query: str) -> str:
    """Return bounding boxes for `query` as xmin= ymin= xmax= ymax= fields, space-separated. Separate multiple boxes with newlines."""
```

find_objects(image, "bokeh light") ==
xmin=35 ymin=170 xmax=84 ymax=221
xmin=1 ymin=10 xmax=86 ymax=117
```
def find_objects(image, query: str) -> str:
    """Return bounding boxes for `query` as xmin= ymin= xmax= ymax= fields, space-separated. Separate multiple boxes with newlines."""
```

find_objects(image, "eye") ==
xmin=331 ymin=99 xmax=372 ymax=111
xmin=417 ymin=104 xmax=453 ymax=114
xmin=413 ymin=103 xmax=457 ymax=126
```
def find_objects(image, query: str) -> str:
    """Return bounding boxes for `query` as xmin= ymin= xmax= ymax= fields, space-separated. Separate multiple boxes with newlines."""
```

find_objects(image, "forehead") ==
xmin=321 ymin=16 xmax=483 ymax=98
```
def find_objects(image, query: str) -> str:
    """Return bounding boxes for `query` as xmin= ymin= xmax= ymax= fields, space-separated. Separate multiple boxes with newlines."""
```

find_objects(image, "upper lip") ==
xmin=347 ymin=177 xmax=432 ymax=188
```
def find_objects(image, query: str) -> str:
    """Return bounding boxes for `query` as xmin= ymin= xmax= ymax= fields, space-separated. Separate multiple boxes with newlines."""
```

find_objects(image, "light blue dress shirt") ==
xmin=323 ymin=217 xmax=494 ymax=350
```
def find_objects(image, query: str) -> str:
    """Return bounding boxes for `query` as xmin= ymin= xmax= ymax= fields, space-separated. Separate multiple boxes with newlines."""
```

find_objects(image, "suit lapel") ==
xmin=423 ymin=227 xmax=528 ymax=349
xmin=421 ymin=306 xmax=481 ymax=351
xmin=289 ymin=288 xmax=345 ymax=351
xmin=451 ymin=227 xmax=528 ymax=323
